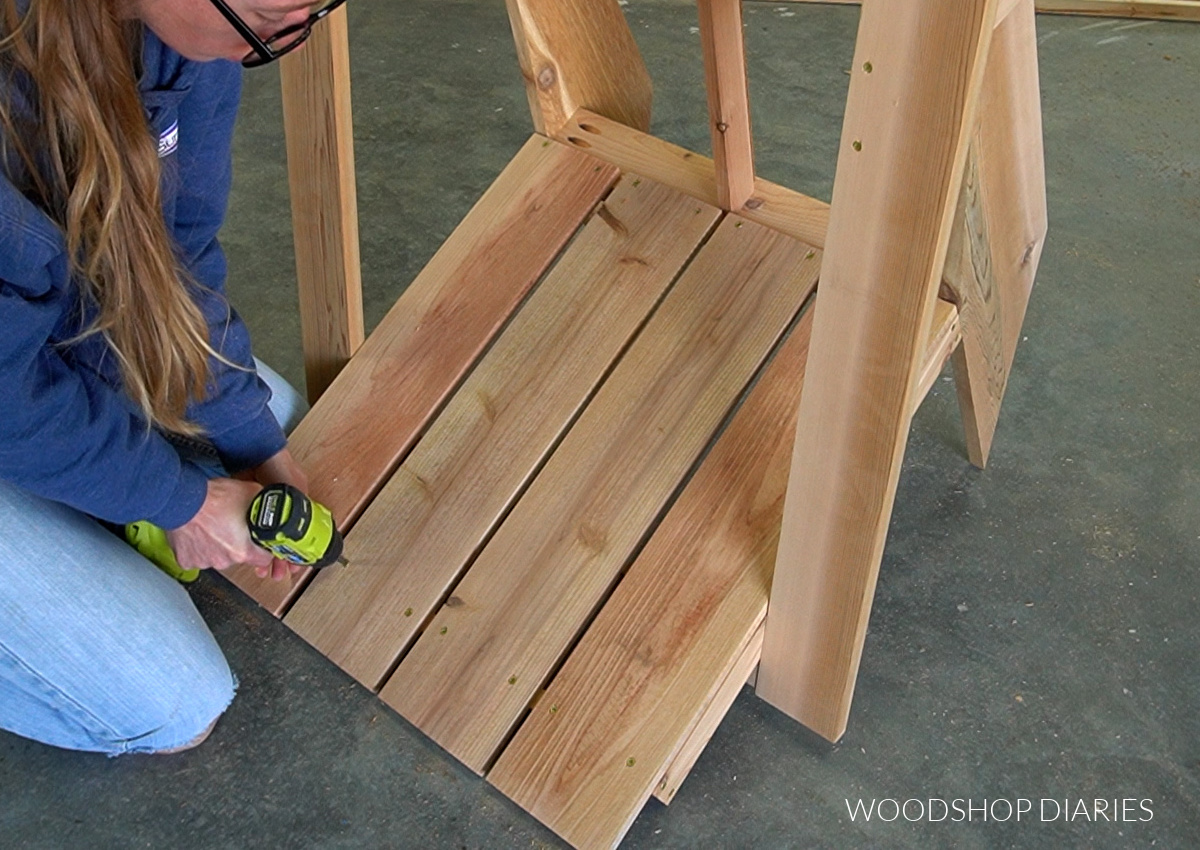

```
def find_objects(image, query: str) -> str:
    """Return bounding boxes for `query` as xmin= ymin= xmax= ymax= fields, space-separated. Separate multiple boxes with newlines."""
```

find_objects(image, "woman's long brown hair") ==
xmin=1 ymin=0 xmax=215 ymax=435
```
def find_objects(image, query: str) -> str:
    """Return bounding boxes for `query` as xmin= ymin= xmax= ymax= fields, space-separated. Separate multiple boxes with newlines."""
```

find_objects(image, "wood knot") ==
xmin=537 ymin=66 xmax=557 ymax=89
xmin=716 ymin=121 xmax=729 ymax=133
xmin=476 ymin=390 xmax=498 ymax=423
xmin=445 ymin=596 xmax=465 ymax=609
xmin=577 ymin=522 xmax=608 ymax=552
xmin=595 ymin=203 xmax=628 ymax=237
xmin=744 ymin=198 xmax=764 ymax=211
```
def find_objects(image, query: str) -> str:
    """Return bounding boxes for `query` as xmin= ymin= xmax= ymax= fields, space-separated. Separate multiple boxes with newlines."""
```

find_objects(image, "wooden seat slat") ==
xmin=284 ymin=175 xmax=721 ymax=689
xmin=223 ymin=136 xmax=618 ymax=615
xmin=379 ymin=214 xmax=822 ymax=775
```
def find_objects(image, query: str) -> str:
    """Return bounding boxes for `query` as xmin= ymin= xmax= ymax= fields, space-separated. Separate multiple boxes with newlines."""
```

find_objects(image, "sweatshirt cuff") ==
xmin=210 ymin=405 xmax=288 ymax=475
xmin=145 ymin=461 xmax=210 ymax=530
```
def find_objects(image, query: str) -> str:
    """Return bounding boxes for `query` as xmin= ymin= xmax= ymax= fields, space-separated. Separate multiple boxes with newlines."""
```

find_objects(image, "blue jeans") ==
xmin=0 ymin=361 xmax=306 ymax=755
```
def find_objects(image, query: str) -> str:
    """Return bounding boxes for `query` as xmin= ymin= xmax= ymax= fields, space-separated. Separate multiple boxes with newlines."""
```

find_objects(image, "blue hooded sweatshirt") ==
xmin=0 ymin=31 xmax=286 ymax=530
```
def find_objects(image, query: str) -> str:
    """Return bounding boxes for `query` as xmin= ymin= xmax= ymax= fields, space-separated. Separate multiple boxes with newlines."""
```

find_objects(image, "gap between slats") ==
xmin=488 ymin=296 xmax=959 ymax=850
xmin=221 ymin=137 xmax=619 ymax=615
xmin=283 ymin=176 xmax=724 ymax=690
xmin=380 ymin=215 xmax=823 ymax=776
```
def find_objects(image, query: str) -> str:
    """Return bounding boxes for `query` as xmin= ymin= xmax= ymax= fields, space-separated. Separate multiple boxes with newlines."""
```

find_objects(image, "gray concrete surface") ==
xmin=3 ymin=2 xmax=1198 ymax=847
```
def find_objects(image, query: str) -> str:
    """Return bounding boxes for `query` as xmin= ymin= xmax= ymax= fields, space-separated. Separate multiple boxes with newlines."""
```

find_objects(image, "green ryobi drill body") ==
xmin=126 ymin=483 xmax=345 ymax=582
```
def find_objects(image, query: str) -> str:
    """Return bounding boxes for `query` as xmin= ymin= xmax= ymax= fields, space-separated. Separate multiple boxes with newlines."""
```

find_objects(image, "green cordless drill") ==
xmin=126 ymin=483 xmax=346 ymax=583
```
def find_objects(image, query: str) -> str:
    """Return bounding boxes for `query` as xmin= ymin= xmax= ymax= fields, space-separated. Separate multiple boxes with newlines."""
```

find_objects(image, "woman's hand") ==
xmin=243 ymin=446 xmax=309 ymax=494
xmin=236 ymin=446 xmax=311 ymax=581
xmin=167 ymin=447 xmax=314 ymax=582
xmin=166 ymin=478 xmax=274 ymax=574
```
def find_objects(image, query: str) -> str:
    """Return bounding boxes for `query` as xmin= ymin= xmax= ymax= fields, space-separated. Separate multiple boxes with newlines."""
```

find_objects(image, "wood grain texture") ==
xmin=488 ymin=293 xmax=955 ymax=844
xmin=653 ymin=622 xmax=765 ymax=805
xmin=698 ymin=0 xmax=756 ymax=210
xmin=561 ymin=110 xmax=830 ymax=248
xmin=283 ymin=177 xmax=721 ymax=689
xmin=222 ymin=138 xmax=618 ymax=615
xmin=773 ymin=0 xmax=1200 ymax=21
xmin=945 ymin=0 xmax=1047 ymax=467
xmin=505 ymin=0 xmax=653 ymax=137
xmin=279 ymin=9 xmax=364 ymax=403
xmin=1035 ymin=0 xmax=1200 ymax=18
xmin=757 ymin=0 xmax=1000 ymax=742
xmin=913 ymin=299 xmax=962 ymax=408
xmin=381 ymin=216 xmax=822 ymax=775
xmin=488 ymin=311 xmax=812 ymax=849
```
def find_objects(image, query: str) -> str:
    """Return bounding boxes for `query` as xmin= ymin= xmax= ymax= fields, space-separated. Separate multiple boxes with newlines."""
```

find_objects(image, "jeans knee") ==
xmin=114 ymin=648 xmax=237 ymax=754
xmin=0 ymin=638 xmax=235 ymax=755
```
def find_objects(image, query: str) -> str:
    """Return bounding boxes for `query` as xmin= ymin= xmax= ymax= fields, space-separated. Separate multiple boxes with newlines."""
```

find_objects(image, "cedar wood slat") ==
xmin=284 ymin=177 xmax=721 ymax=688
xmin=489 ymin=295 xmax=958 ymax=848
xmin=381 ymin=216 xmax=822 ymax=774
xmin=222 ymin=138 xmax=618 ymax=614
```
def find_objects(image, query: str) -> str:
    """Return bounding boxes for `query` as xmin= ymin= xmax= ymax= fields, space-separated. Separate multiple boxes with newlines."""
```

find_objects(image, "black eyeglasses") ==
xmin=207 ymin=0 xmax=349 ymax=68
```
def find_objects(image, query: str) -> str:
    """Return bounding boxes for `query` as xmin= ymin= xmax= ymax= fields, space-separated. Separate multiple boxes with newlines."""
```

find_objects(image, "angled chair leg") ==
xmin=504 ymin=0 xmax=653 ymax=137
xmin=757 ymin=0 xmax=1005 ymax=742
xmin=945 ymin=0 xmax=1048 ymax=467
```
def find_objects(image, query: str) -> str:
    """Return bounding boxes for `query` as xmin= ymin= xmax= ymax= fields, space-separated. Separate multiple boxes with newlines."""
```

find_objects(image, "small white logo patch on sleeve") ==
xmin=158 ymin=120 xmax=179 ymax=158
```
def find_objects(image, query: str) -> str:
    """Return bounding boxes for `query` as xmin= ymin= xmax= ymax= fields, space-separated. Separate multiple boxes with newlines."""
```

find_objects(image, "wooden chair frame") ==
xmin=224 ymin=1 xmax=1051 ymax=846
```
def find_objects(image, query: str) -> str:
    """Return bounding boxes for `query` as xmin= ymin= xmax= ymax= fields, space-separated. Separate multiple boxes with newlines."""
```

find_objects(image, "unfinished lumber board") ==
xmin=490 ymin=290 xmax=960 ymax=846
xmin=506 ymin=0 xmax=653 ymax=137
xmin=222 ymin=138 xmax=618 ymax=615
xmin=656 ymin=300 xmax=956 ymax=810
xmin=488 ymin=312 xmax=812 ymax=848
xmin=757 ymin=0 xmax=1000 ymax=742
xmin=698 ymin=0 xmax=756 ymax=210
xmin=770 ymin=0 xmax=1200 ymax=22
xmin=560 ymin=110 xmax=830 ymax=248
xmin=945 ymin=0 xmax=1047 ymax=467
xmin=381 ymin=216 xmax=822 ymax=775
xmin=914 ymin=298 xmax=963 ymax=407
xmin=1035 ymin=0 xmax=1200 ymax=18
xmin=654 ymin=623 xmax=765 ymax=806
xmin=283 ymin=178 xmax=721 ymax=689
xmin=279 ymin=8 xmax=363 ymax=403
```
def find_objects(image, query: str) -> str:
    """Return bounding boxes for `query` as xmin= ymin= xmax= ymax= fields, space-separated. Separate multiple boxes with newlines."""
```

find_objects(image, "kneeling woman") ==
xmin=0 ymin=0 xmax=342 ymax=754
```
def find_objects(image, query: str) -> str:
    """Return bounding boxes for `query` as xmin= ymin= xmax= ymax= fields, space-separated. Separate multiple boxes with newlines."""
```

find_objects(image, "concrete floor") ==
xmin=4 ymin=2 xmax=1199 ymax=847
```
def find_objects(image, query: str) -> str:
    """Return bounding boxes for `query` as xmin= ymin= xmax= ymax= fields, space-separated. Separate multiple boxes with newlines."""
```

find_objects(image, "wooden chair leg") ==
xmin=504 ymin=0 xmax=653 ymax=137
xmin=945 ymin=0 xmax=1048 ymax=467
xmin=280 ymin=8 xmax=365 ymax=403
xmin=756 ymin=0 xmax=1003 ymax=742
xmin=697 ymin=0 xmax=756 ymax=211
